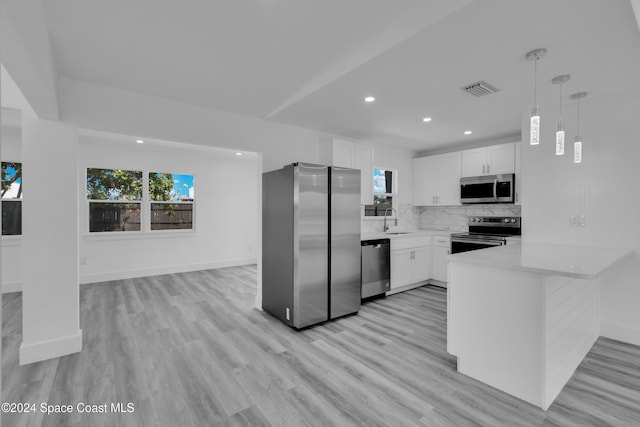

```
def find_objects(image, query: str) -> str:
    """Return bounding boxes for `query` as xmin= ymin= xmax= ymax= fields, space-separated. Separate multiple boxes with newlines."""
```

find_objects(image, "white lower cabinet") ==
xmin=390 ymin=238 xmax=431 ymax=293
xmin=431 ymin=247 xmax=449 ymax=283
xmin=431 ymin=235 xmax=451 ymax=285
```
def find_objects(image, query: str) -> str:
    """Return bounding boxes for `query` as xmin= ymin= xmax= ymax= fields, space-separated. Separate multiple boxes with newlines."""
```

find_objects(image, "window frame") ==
xmin=85 ymin=167 xmax=196 ymax=236
xmin=1 ymin=160 xmax=23 ymax=237
xmin=364 ymin=166 xmax=398 ymax=220
xmin=86 ymin=167 xmax=143 ymax=233
xmin=148 ymin=172 xmax=195 ymax=232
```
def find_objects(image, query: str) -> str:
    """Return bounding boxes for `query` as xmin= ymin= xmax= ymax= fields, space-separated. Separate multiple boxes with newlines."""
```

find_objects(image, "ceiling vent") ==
xmin=462 ymin=81 xmax=499 ymax=97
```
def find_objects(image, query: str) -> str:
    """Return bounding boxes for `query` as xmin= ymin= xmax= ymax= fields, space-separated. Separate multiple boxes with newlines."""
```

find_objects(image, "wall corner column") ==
xmin=19 ymin=118 xmax=81 ymax=364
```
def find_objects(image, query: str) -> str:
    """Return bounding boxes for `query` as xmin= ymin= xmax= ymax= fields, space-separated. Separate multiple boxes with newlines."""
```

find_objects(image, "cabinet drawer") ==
xmin=433 ymin=236 xmax=450 ymax=247
xmin=392 ymin=238 xmax=431 ymax=251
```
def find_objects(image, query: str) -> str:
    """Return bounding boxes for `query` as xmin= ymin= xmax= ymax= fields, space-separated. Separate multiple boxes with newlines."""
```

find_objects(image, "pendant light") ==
xmin=570 ymin=92 xmax=587 ymax=163
xmin=551 ymin=74 xmax=570 ymax=155
xmin=525 ymin=48 xmax=547 ymax=145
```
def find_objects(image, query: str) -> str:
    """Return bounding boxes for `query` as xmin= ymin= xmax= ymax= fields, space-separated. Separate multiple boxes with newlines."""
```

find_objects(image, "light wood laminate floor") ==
xmin=3 ymin=265 xmax=639 ymax=426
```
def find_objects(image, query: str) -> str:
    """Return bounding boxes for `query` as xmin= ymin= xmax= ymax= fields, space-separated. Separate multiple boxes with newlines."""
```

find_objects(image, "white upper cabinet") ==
xmin=514 ymin=141 xmax=522 ymax=205
xmin=461 ymin=143 xmax=515 ymax=177
xmin=413 ymin=156 xmax=437 ymax=206
xmin=332 ymin=139 xmax=354 ymax=168
xmin=326 ymin=138 xmax=374 ymax=205
xmin=460 ymin=148 xmax=486 ymax=177
xmin=413 ymin=151 xmax=461 ymax=206
xmin=353 ymin=144 xmax=374 ymax=205
xmin=437 ymin=152 xmax=463 ymax=205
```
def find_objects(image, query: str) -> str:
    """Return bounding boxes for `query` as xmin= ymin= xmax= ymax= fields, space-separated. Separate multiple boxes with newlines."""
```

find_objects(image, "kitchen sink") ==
xmin=386 ymin=232 xmax=410 ymax=235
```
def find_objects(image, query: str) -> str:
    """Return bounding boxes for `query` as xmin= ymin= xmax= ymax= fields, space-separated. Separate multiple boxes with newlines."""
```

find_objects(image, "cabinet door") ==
xmin=390 ymin=249 xmax=412 ymax=289
xmin=332 ymin=139 xmax=353 ymax=168
xmin=411 ymin=247 xmax=431 ymax=283
xmin=487 ymin=143 xmax=515 ymax=175
xmin=436 ymin=152 xmax=462 ymax=206
xmin=431 ymin=246 xmax=449 ymax=283
xmin=461 ymin=148 xmax=486 ymax=177
xmin=353 ymin=144 xmax=374 ymax=205
xmin=412 ymin=156 xmax=437 ymax=206
xmin=514 ymin=141 xmax=522 ymax=205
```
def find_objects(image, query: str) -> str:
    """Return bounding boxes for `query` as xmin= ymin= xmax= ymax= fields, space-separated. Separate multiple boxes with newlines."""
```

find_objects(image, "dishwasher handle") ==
xmin=361 ymin=239 xmax=390 ymax=247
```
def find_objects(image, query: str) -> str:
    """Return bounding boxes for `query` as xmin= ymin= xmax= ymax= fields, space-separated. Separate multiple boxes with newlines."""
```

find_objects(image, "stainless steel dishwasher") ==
xmin=361 ymin=239 xmax=391 ymax=299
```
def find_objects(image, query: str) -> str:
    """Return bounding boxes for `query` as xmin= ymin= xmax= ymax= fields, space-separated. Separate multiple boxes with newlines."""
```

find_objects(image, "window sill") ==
xmin=1 ymin=235 xmax=22 ymax=246
xmin=83 ymin=230 xmax=196 ymax=242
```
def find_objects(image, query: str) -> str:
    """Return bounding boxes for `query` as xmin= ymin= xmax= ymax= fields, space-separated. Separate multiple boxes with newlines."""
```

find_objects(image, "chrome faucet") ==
xmin=383 ymin=207 xmax=398 ymax=232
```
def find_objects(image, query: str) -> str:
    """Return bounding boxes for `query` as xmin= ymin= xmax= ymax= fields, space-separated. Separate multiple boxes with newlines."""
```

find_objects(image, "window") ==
xmin=1 ymin=162 xmax=22 ymax=235
xmin=86 ymin=168 xmax=142 ymax=232
xmin=365 ymin=168 xmax=394 ymax=217
xmin=149 ymin=173 xmax=194 ymax=230
xmin=86 ymin=168 xmax=195 ymax=233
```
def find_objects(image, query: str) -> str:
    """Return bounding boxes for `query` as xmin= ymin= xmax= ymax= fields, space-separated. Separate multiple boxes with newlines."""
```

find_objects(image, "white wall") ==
xmin=58 ymin=78 xmax=324 ymax=173
xmin=371 ymin=142 xmax=415 ymax=204
xmin=20 ymin=118 xmax=81 ymax=364
xmin=78 ymin=133 xmax=258 ymax=283
xmin=360 ymin=142 xmax=419 ymax=233
xmin=521 ymin=89 xmax=640 ymax=345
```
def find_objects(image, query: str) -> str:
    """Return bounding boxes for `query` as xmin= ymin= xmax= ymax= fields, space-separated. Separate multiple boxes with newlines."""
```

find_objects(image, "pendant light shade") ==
xmin=552 ymin=74 xmax=570 ymax=156
xmin=570 ymin=92 xmax=587 ymax=164
xmin=525 ymin=49 xmax=546 ymax=146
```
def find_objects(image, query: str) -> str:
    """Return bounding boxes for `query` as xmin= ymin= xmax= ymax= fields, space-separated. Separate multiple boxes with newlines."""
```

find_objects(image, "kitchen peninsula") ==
xmin=447 ymin=242 xmax=631 ymax=410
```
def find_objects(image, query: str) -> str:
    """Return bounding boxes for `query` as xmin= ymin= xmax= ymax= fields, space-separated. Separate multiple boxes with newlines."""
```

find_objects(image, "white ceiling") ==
xmin=40 ymin=0 xmax=640 ymax=152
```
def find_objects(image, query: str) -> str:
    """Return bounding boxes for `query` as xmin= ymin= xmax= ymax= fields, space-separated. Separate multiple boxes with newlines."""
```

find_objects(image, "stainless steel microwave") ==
xmin=460 ymin=173 xmax=515 ymax=204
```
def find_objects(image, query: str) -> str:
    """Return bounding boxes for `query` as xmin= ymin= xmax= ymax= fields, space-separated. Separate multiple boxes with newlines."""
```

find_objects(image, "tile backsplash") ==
xmin=419 ymin=204 xmax=522 ymax=232
xmin=361 ymin=202 xmax=420 ymax=234
xmin=360 ymin=203 xmax=521 ymax=234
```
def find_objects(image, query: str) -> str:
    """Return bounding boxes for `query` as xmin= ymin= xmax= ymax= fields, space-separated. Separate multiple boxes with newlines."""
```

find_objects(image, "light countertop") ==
xmin=361 ymin=229 xmax=450 ymax=241
xmin=448 ymin=242 xmax=631 ymax=279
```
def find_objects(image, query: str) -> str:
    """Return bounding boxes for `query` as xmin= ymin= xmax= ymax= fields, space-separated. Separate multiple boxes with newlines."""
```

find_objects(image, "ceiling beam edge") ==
xmin=264 ymin=0 xmax=474 ymax=121
xmin=632 ymin=0 xmax=640 ymax=33
xmin=0 ymin=0 xmax=59 ymax=120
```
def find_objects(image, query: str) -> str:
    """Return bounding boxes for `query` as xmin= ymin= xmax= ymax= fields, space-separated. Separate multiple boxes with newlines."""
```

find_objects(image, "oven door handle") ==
xmin=493 ymin=178 xmax=498 ymax=201
xmin=451 ymin=237 xmax=506 ymax=246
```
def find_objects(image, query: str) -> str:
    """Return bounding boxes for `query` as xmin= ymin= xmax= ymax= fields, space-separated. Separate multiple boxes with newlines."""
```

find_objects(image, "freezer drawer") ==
xmin=361 ymin=239 xmax=391 ymax=299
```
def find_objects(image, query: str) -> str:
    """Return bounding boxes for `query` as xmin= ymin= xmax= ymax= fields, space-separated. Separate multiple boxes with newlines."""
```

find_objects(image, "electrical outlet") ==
xmin=570 ymin=214 xmax=586 ymax=227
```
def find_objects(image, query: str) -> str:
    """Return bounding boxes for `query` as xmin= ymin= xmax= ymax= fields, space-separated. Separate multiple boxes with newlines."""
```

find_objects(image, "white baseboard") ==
xmin=601 ymin=321 xmax=640 ymax=346
xmin=2 ymin=281 xmax=22 ymax=293
xmin=80 ymin=257 xmax=257 ymax=284
xmin=19 ymin=330 xmax=83 ymax=365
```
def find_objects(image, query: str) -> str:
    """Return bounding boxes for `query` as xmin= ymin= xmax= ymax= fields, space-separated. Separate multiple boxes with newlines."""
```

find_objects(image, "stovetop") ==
xmin=452 ymin=216 xmax=522 ymax=239
xmin=451 ymin=232 xmax=510 ymax=241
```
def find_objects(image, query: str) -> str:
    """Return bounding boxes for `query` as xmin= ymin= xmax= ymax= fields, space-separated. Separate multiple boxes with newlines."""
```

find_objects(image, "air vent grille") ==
xmin=462 ymin=81 xmax=499 ymax=97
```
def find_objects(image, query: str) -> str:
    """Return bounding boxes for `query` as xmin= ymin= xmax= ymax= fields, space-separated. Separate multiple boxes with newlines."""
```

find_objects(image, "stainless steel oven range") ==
xmin=450 ymin=216 xmax=521 ymax=254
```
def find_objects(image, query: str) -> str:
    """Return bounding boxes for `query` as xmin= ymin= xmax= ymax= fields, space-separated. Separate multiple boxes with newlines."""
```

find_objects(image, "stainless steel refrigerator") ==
xmin=262 ymin=163 xmax=361 ymax=329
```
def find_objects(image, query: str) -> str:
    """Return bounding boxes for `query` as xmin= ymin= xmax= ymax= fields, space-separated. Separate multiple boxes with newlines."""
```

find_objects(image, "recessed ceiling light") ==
xmin=136 ymin=139 xmax=144 ymax=144
xmin=422 ymin=117 xmax=432 ymax=123
xmin=236 ymin=152 xmax=242 ymax=156
xmin=364 ymin=96 xmax=376 ymax=103
xmin=464 ymin=130 xmax=472 ymax=135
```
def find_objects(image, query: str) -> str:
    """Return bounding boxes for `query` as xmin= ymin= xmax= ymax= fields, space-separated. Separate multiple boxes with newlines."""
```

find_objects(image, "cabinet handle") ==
xmin=515 ymin=192 xmax=519 ymax=203
xmin=487 ymin=164 xmax=490 ymax=174
xmin=482 ymin=164 xmax=485 ymax=174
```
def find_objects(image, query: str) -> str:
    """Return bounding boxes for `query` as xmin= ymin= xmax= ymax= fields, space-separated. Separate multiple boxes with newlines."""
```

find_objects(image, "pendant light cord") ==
xmin=533 ymin=59 xmax=538 ymax=106
xmin=577 ymin=99 xmax=581 ymax=135
xmin=559 ymin=83 xmax=563 ymax=121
